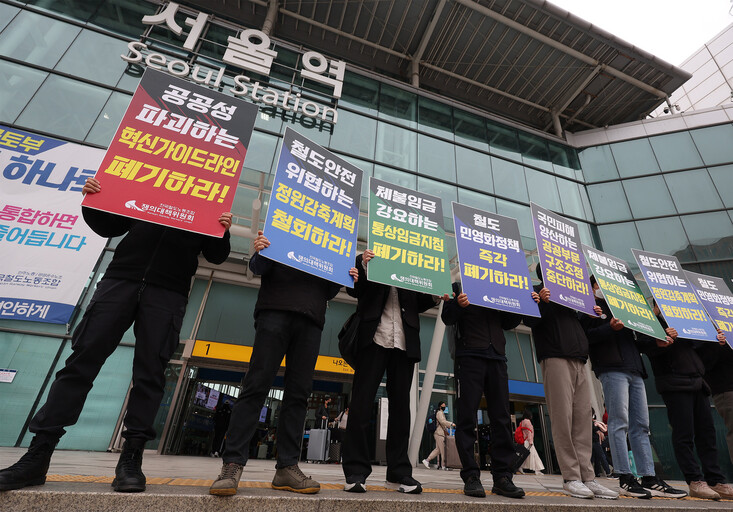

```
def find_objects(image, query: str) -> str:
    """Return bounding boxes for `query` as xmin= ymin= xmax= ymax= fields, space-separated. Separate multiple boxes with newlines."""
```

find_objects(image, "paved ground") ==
xmin=1 ymin=447 xmax=733 ymax=511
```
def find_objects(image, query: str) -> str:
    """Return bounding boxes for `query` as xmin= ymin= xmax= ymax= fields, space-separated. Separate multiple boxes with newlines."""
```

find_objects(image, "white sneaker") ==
xmin=584 ymin=480 xmax=619 ymax=499
xmin=421 ymin=459 xmax=430 ymax=469
xmin=563 ymin=480 xmax=594 ymax=499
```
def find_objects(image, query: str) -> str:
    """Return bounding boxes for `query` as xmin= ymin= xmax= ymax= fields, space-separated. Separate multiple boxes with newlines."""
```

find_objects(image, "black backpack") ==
xmin=426 ymin=409 xmax=438 ymax=433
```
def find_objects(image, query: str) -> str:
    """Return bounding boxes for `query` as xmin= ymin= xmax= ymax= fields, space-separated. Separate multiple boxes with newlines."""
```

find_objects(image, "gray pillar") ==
xmin=407 ymin=302 xmax=446 ymax=465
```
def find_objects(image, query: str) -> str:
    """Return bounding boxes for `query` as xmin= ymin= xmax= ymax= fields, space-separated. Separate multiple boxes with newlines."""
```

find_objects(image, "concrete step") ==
xmin=1 ymin=448 xmax=731 ymax=511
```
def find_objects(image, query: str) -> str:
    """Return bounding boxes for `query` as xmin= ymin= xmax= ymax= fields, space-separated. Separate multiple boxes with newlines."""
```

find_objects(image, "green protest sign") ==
xmin=583 ymin=244 xmax=666 ymax=341
xmin=366 ymin=177 xmax=452 ymax=295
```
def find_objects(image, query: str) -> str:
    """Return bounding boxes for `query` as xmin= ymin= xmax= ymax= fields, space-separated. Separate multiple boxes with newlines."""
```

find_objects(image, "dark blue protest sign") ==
xmin=531 ymin=202 xmax=595 ymax=315
xmin=684 ymin=269 xmax=733 ymax=347
xmin=261 ymin=127 xmax=362 ymax=287
xmin=452 ymin=202 xmax=539 ymax=317
xmin=632 ymin=249 xmax=717 ymax=342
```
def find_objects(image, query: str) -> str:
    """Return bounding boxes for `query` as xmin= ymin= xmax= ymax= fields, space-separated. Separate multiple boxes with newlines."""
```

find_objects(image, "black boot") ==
xmin=0 ymin=435 xmax=57 ymax=491
xmin=112 ymin=439 xmax=146 ymax=492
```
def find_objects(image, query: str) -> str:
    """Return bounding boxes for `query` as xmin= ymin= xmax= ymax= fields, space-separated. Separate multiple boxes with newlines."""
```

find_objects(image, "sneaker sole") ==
xmin=0 ymin=476 xmax=46 ymax=491
xmin=620 ymin=489 xmax=652 ymax=499
xmin=385 ymin=481 xmax=422 ymax=494
xmin=271 ymin=484 xmax=320 ymax=494
xmin=563 ymin=490 xmax=593 ymax=499
xmin=646 ymin=488 xmax=688 ymax=499
xmin=344 ymin=482 xmax=366 ymax=493
xmin=209 ymin=487 xmax=238 ymax=496
xmin=593 ymin=493 xmax=619 ymax=499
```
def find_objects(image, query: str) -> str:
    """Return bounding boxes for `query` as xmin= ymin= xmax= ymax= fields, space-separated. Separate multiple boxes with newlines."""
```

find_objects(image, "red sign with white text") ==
xmin=83 ymin=68 xmax=258 ymax=236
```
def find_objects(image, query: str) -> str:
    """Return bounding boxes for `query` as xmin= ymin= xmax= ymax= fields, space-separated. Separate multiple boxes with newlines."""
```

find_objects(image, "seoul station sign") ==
xmin=121 ymin=2 xmax=343 ymax=124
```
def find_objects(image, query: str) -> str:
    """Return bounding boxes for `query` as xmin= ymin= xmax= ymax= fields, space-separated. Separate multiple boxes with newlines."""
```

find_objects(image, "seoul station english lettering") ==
xmin=121 ymin=2 xmax=342 ymax=124
xmin=121 ymin=43 xmax=337 ymax=124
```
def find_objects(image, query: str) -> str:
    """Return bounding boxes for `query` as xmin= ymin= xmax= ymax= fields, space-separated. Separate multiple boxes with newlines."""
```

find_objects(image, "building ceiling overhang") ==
xmin=180 ymin=0 xmax=692 ymax=135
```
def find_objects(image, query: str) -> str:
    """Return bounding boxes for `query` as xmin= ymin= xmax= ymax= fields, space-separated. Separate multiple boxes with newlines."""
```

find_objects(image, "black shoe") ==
xmin=385 ymin=475 xmax=422 ymax=494
xmin=344 ymin=474 xmax=366 ymax=493
xmin=619 ymin=473 xmax=651 ymax=499
xmin=491 ymin=476 xmax=525 ymax=498
xmin=640 ymin=475 xmax=688 ymax=498
xmin=112 ymin=439 xmax=146 ymax=493
xmin=0 ymin=435 xmax=56 ymax=491
xmin=463 ymin=475 xmax=486 ymax=498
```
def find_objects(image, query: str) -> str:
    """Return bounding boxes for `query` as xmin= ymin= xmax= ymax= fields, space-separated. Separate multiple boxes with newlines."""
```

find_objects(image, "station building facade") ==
xmin=1 ymin=0 xmax=731 ymax=480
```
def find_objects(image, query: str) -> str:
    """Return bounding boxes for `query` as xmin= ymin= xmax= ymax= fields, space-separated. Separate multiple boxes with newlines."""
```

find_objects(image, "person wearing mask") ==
xmin=209 ymin=231 xmax=358 ymax=496
xmin=422 ymin=401 xmax=454 ymax=471
xmin=440 ymin=283 xmax=526 ymax=498
xmin=639 ymin=304 xmax=733 ymax=500
xmin=524 ymin=266 xmax=618 ymax=500
xmin=341 ymin=249 xmax=438 ymax=495
xmin=581 ymin=277 xmax=687 ymax=499
xmin=0 ymin=177 xmax=232 ymax=493
xmin=697 ymin=329 xmax=733 ymax=464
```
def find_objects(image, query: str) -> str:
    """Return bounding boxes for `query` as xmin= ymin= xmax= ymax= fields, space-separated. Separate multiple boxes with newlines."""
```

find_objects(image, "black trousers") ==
xmin=223 ymin=310 xmax=322 ymax=468
xmin=592 ymin=440 xmax=610 ymax=476
xmin=30 ymin=278 xmax=186 ymax=441
xmin=455 ymin=356 xmax=514 ymax=482
xmin=662 ymin=390 xmax=726 ymax=485
xmin=342 ymin=343 xmax=414 ymax=482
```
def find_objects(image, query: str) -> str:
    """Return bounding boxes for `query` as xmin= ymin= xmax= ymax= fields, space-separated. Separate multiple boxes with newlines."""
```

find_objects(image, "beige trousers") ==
xmin=541 ymin=357 xmax=594 ymax=482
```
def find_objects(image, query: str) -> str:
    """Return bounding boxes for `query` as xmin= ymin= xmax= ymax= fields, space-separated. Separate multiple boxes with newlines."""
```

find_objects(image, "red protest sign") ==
xmin=83 ymin=68 xmax=258 ymax=236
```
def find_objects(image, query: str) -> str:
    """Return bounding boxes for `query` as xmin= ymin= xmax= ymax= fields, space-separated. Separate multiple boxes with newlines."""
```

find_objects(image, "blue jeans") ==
xmin=598 ymin=371 xmax=655 ymax=477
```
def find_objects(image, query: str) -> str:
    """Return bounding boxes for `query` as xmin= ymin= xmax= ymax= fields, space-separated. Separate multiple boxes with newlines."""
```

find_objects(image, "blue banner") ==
xmin=531 ymin=202 xmax=595 ymax=315
xmin=261 ymin=127 xmax=362 ymax=287
xmin=684 ymin=269 xmax=733 ymax=346
xmin=632 ymin=249 xmax=717 ymax=341
xmin=0 ymin=125 xmax=108 ymax=324
xmin=452 ymin=202 xmax=539 ymax=317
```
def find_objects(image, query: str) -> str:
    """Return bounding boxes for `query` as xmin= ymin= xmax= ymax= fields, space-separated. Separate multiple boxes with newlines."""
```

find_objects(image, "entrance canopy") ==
xmin=188 ymin=0 xmax=691 ymax=135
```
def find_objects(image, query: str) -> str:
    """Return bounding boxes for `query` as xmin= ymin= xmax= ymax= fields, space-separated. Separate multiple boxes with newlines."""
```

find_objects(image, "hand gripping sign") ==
xmin=632 ymin=249 xmax=717 ymax=342
xmin=83 ymin=67 xmax=258 ymax=237
xmin=583 ymin=245 xmax=666 ymax=340
xmin=366 ymin=177 xmax=452 ymax=296
xmin=261 ymin=127 xmax=362 ymax=287
xmin=531 ymin=202 xmax=595 ymax=315
xmin=452 ymin=201 xmax=539 ymax=317
xmin=684 ymin=269 xmax=733 ymax=347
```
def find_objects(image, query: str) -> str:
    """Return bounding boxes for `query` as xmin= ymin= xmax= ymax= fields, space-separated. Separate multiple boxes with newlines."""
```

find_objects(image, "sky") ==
xmin=548 ymin=0 xmax=733 ymax=65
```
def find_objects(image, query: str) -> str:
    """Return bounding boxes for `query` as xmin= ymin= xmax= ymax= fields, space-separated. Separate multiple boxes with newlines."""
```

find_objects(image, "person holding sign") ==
xmin=209 ymin=231 xmax=358 ymax=496
xmin=341 ymin=249 xmax=438 ymax=495
xmin=698 ymin=330 xmax=733 ymax=464
xmin=638 ymin=304 xmax=733 ymax=500
xmin=581 ymin=276 xmax=687 ymax=499
xmin=524 ymin=266 xmax=618 ymax=500
xmin=440 ymin=282 xmax=525 ymax=499
xmin=0 ymin=178 xmax=233 ymax=493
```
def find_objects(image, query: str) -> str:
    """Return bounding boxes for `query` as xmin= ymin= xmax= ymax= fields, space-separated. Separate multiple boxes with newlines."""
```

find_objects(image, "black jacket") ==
xmin=347 ymin=253 xmax=436 ymax=363
xmin=580 ymin=298 xmax=647 ymax=378
xmin=697 ymin=341 xmax=733 ymax=396
xmin=249 ymin=253 xmax=341 ymax=329
xmin=83 ymin=207 xmax=230 ymax=296
xmin=638 ymin=316 xmax=708 ymax=394
xmin=441 ymin=282 xmax=521 ymax=358
xmin=523 ymin=282 xmax=589 ymax=363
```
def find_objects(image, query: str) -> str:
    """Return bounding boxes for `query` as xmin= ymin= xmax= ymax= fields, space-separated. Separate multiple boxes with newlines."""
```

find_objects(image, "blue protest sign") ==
xmin=452 ymin=202 xmax=539 ymax=317
xmin=684 ymin=269 xmax=733 ymax=347
xmin=531 ymin=202 xmax=595 ymax=315
xmin=632 ymin=249 xmax=717 ymax=342
xmin=261 ymin=127 xmax=362 ymax=287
